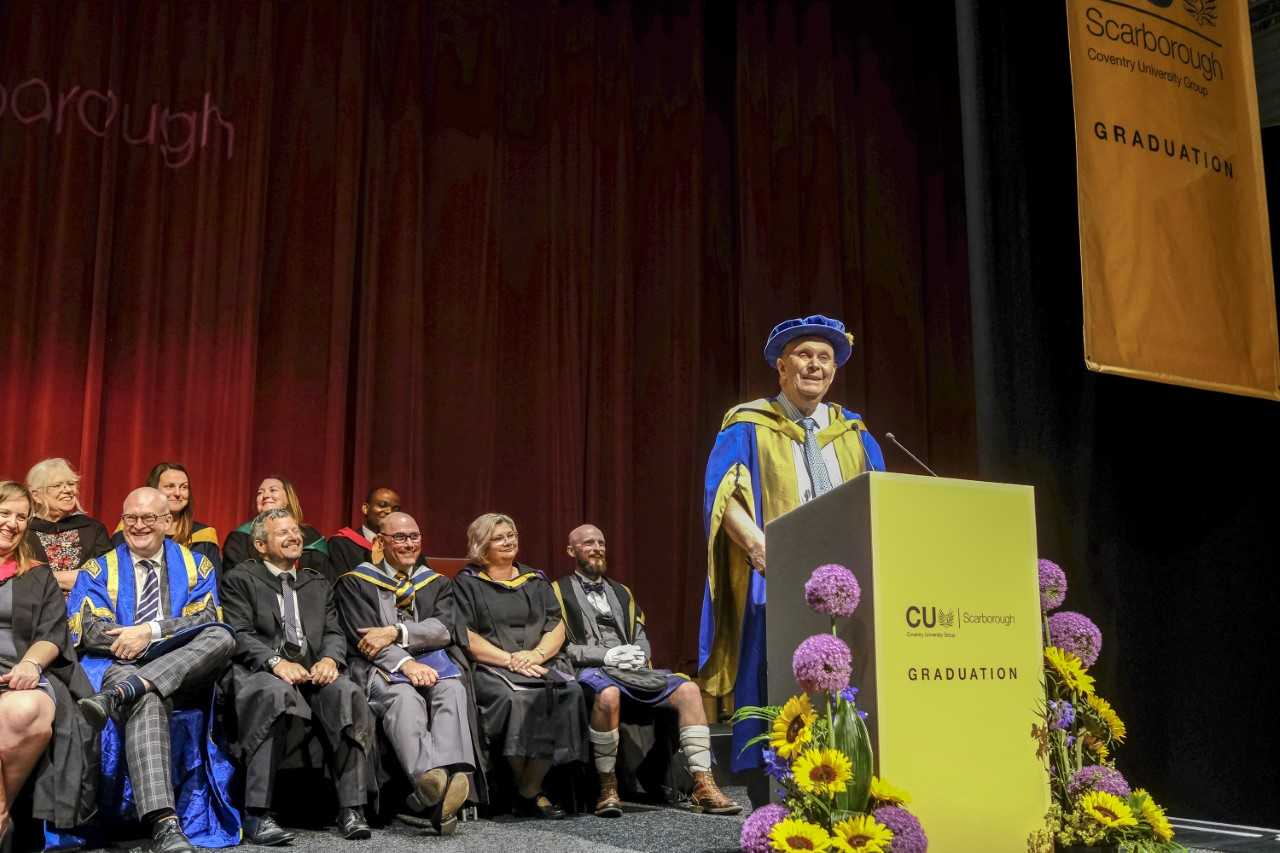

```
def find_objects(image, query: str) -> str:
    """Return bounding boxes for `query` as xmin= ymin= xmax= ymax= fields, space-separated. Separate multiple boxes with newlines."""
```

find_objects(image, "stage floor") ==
xmin=72 ymin=798 xmax=1278 ymax=853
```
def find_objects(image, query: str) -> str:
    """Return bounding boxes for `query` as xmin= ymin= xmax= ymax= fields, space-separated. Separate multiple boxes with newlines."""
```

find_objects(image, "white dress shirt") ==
xmin=129 ymin=548 xmax=166 ymax=640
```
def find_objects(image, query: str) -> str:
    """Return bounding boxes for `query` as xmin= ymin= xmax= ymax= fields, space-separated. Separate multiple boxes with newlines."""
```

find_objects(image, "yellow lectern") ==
xmin=765 ymin=472 xmax=1048 ymax=851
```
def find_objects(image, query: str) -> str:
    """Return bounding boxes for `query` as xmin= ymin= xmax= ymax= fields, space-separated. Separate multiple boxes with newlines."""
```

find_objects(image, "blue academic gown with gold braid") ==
xmin=62 ymin=540 xmax=240 ymax=848
xmin=699 ymin=397 xmax=884 ymax=771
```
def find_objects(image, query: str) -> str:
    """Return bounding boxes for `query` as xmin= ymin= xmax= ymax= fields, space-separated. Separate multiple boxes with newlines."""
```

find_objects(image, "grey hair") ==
xmin=25 ymin=457 xmax=86 ymax=519
xmin=251 ymin=507 xmax=296 ymax=543
xmin=465 ymin=513 xmax=516 ymax=564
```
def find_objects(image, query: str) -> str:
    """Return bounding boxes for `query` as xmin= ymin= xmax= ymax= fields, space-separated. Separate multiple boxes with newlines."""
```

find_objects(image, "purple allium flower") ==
xmin=1048 ymin=699 xmax=1075 ymax=730
xmin=740 ymin=803 xmax=788 ymax=853
xmin=761 ymin=748 xmax=791 ymax=782
xmin=1039 ymin=559 xmax=1067 ymax=612
xmin=874 ymin=805 xmax=929 ymax=853
xmin=1068 ymin=765 xmax=1131 ymax=799
xmin=792 ymin=634 xmax=853 ymax=694
xmin=804 ymin=563 xmax=862 ymax=617
xmin=1048 ymin=611 xmax=1103 ymax=668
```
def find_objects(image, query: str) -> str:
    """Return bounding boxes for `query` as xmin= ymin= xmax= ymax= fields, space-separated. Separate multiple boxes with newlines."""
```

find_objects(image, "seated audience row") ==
xmin=1 ymin=463 xmax=738 ymax=853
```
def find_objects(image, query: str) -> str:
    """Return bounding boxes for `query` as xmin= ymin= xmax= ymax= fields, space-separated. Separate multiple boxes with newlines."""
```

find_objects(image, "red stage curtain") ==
xmin=0 ymin=1 xmax=972 ymax=669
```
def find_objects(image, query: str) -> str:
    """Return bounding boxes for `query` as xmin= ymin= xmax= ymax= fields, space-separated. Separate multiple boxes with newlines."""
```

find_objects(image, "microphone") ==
xmin=885 ymin=432 xmax=938 ymax=477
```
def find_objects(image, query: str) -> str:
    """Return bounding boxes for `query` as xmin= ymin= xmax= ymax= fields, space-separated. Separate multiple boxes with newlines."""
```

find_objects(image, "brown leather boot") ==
xmin=690 ymin=770 xmax=742 ymax=815
xmin=594 ymin=771 xmax=623 ymax=817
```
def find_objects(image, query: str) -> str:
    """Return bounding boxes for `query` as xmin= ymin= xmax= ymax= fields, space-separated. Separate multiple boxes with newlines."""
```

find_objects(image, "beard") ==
xmin=575 ymin=555 xmax=607 ymax=579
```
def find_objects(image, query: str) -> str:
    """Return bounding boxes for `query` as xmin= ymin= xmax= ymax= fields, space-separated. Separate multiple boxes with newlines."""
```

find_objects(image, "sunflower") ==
xmin=868 ymin=776 xmax=911 ymax=806
xmin=770 ymin=694 xmax=818 ymax=759
xmin=832 ymin=814 xmax=894 ymax=852
xmin=768 ymin=817 xmax=832 ymax=852
xmin=1085 ymin=693 xmax=1127 ymax=743
xmin=1084 ymin=735 xmax=1110 ymax=762
xmin=1044 ymin=646 xmax=1096 ymax=696
xmin=1078 ymin=790 xmax=1138 ymax=829
xmin=793 ymin=747 xmax=854 ymax=797
xmin=1132 ymin=789 xmax=1175 ymax=842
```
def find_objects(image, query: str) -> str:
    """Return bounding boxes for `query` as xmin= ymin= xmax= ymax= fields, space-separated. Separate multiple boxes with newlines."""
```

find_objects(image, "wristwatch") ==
xmin=266 ymin=655 xmax=282 ymax=670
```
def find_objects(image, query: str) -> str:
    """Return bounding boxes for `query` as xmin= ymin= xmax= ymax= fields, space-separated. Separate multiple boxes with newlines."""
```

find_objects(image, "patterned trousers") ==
xmin=102 ymin=626 xmax=235 ymax=817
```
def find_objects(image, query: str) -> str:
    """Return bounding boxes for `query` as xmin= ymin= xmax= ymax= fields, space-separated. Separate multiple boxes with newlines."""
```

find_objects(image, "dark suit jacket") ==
xmin=219 ymin=558 xmax=347 ymax=671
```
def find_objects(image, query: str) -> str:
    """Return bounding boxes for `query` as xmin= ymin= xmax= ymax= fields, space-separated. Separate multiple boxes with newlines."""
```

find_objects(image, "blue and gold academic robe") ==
xmin=63 ymin=540 xmax=240 ymax=848
xmin=699 ymin=397 xmax=885 ymax=771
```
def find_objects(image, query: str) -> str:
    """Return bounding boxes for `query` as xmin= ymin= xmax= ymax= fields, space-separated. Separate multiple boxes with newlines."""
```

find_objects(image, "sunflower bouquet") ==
xmin=1029 ymin=559 xmax=1182 ymax=853
xmin=734 ymin=564 xmax=928 ymax=853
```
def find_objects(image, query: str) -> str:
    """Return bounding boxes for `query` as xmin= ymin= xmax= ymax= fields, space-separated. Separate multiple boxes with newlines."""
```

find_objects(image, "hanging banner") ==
xmin=1065 ymin=0 xmax=1280 ymax=400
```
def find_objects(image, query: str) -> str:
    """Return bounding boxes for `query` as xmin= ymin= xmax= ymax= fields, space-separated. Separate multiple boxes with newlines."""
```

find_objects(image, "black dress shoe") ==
xmin=243 ymin=813 xmax=296 ymax=846
xmin=78 ymin=689 xmax=123 ymax=731
xmin=336 ymin=806 xmax=371 ymax=840
xmin=150 ymin=817 xmax=195 ymax=853
xmin=514 ymin=792 xmax=566 ymax=820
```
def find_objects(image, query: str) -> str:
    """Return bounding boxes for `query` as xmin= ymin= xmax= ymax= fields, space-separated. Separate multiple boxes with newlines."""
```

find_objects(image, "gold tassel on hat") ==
xmin=845 ymin=331 xmax=855 ymax=346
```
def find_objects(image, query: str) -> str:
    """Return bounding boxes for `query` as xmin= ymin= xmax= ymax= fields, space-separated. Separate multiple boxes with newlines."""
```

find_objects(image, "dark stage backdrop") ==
xmin=958 ymin=0 xmax=1280 ymax=826
xmin=0 ymin=1 xmax=972 ymax=670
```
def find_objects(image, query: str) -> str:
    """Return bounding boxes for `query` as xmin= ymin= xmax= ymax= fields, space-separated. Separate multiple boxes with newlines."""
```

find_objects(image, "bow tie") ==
xmin=581 ymin=579 xmax=606 ymax=596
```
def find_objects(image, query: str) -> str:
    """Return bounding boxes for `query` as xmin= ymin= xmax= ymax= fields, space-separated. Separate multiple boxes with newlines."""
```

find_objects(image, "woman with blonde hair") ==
xmin=0 ymin=481 xmax=97 ymax=844
xmin=24 ymin=458 xmax=112 ymax=593
xmin=452 ymin=513 xmax=587 ymax=819
xmin=221 ymin=475 xmax=330 ymax=579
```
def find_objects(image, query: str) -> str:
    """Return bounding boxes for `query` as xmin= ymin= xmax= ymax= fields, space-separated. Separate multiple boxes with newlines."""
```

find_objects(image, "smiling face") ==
xmin=121 ymin=487 xmax=170 ymax=557
xmin=40 ymin=465 xmax=80 ymax=520
xmin=483 ymin=522 xmax=519 ymax=567
xmin=0 ymin=495 xmax=31 ymax=561
xmin=566 ymin=524 xmax=607 ymax=578
xmin=363 ymin=488 xmax=402 ymax=532
xmin=256 ymin=478 xmax=287 ymax=512
xmin=255 ymin=513 xmax=304 ymax=565
xmin=378 ymin=512 xmax=421 ymax=572
xmin=776 ymin=337 xmax=837 ymax=410
xmin=157 ymin=468 xmax=191 ymax=515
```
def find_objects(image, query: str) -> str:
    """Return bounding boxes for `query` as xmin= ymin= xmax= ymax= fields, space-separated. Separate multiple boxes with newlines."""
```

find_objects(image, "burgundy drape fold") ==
xmin=1 ymin=0 xmax=972 ymax=668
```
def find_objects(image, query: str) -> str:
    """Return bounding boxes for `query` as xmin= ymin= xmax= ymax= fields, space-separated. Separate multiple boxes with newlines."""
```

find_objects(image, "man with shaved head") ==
xmin=68 ymin=487 xmax=235 ymax=853
xmin=553 ymin=524 xmax=739 ymax=817
xmin=336 ymin=511 xmax=479 ymax=836
xmin=328 ymin=487 xmax=403 ymax=576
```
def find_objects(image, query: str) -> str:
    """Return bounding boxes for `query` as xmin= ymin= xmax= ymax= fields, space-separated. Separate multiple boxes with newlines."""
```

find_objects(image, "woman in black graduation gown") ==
xmin=453 ymin=513 xmax=587 ymax=819
xmin=221 ymin=476 xmax=331 ymax=580
xmin=23 ymin=458 xmax=112 ymax=594
xmin=0 ymin=481 xmax=96 ymax=846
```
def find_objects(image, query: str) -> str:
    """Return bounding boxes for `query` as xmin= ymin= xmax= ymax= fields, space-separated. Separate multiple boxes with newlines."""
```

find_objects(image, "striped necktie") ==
xmin=800 ymin=417 xmax=834 ymax=498
xmin=136 ymin=559 xmax=161 ymax=624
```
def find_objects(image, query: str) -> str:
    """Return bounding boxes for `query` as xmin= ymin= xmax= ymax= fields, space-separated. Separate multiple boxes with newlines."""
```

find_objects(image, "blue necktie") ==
xmin=800 ymin=417 xmax=834 ymax=498
xmin=136 ymin=559 xmax=161 ymax=624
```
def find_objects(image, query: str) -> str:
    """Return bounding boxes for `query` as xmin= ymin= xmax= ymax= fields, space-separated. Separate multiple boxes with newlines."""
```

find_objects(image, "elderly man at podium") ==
xmin=698 ymin=314 xmax=885 ymax=772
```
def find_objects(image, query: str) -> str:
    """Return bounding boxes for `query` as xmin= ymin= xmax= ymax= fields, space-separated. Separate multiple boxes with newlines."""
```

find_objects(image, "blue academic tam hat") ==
xmin=763 ymin=314 xmax=855 ymax=367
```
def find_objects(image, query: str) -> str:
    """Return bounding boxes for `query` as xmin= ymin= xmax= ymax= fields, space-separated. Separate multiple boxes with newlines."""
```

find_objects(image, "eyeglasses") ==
xmin=489 ymin=533 xmax=519 ymax=545
xmin=122 ymin=512 xmax=172 ymax=528
xmin=384 ymin=532 xmax=422 ymax=544
xmin=45 ymin=480 xmax=79 ymax=493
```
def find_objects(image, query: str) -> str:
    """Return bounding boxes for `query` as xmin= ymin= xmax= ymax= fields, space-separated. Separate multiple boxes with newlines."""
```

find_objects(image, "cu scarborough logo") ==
xmin=1183 ymin=0 xmax=1217 ymax=27
xmin=1144 ymin=0 xmax=1217 ymax=28
xmin=904 ymin=606 xmax=955 ymax=630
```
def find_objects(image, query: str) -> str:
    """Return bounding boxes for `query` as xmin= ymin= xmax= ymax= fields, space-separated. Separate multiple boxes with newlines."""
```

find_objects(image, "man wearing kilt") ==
xmin=551 ymin=524 xmax=740 ymax=818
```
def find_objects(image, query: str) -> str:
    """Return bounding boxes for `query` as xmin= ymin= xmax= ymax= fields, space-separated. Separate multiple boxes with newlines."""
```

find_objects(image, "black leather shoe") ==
xmin=336 ymin=806 xmax=371 ymax=840
xmin=150 ymin=817 xmax=195 ymax=853
xmin=78 ymin=689 xmax=123 ymax=731
xmin=514 ymin=792 xmax=566 ymax=820
xmin=243 ymin=813 xmax=296 ymax=846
